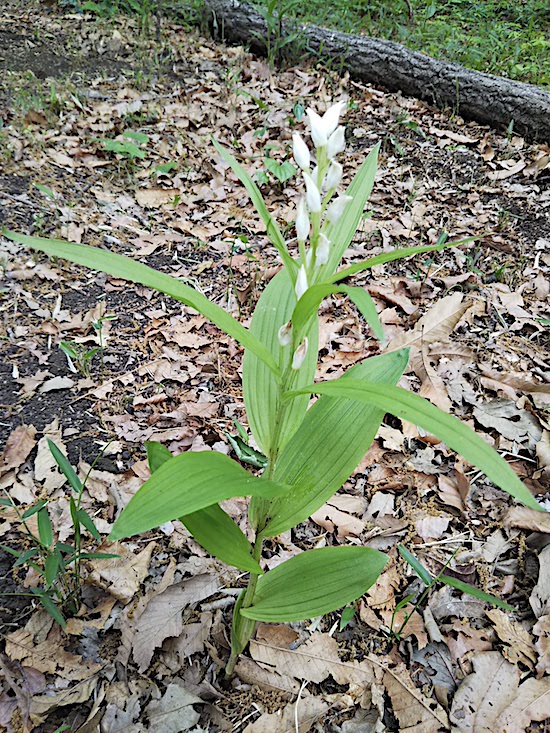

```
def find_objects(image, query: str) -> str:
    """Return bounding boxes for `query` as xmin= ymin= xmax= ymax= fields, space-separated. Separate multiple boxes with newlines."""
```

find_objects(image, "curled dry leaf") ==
xmin=87 ymin=540 xmax=156 ymax=604
xmin=485 ymin=609 xmax=537 ymax=669
xmin=1 ymin=425 xmax=36 ymax=474
xmin=383 ymin=660 xmax=449 ymax=733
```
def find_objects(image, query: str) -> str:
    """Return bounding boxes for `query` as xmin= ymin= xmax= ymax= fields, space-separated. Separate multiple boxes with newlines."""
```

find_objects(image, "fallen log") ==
xmin=204 ymin=0 xmax=550 ymax=142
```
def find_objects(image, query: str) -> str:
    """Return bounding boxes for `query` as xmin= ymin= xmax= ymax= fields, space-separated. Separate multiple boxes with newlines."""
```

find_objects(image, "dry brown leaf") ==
xmin=495 ymin=676 xmax=550 ymax=732
xmin=234 ymin=657 xmax=300 ymax=697
xmin=144 ymin=682 xmax=202 ymax=732
xmin=135 ymin=188 xmax=180 ymax=207
xmin=38 ymin=376 xmax=76 ymax=393
xmin=504 ymin=506 xmax=550 ymax=534
xmin=530 ymin=545 xmax=550 ymax=619
xmin=450 ymin=652 xmax=520 ymax=732
xmin=485 ymin=609 xmax=536 ymax=669
xmin=163 ymin=612 xmax=213 ymax=661
xmin=533 ymin=615 xmax=550 ymax=677
xmin=243 ymin=696 xmax=329 ymax=733
xmin=415 ymin=514 xmax=451 ymax=540
xmin=473 ymin=399 xmax=541 ymax=449
xmin=87 ymin=541 xmax=155 ymax=603
xmin=1 ymin=425 xmax=36 ymax=474
xmin=383 ymin=661 xmax=449 ymax=732
xmin=28 ymin=676 xmax=99 ymax=725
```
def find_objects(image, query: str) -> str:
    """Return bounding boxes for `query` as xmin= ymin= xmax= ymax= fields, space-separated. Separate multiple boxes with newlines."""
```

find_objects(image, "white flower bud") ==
xmin=326 ymin=195 xmax=353 ymax=225
xmin=327 ymin=126 xmax=346 ymax=159
xmin=292 ymin=133 xmax=311 ymax=171
xmin=316 ymin=233 xmax=330 ymax=265
xmin=322 ymin=101 xmax=346 ymax=137
xmin=325 ymin=160 xmax=343 ymax=190
xmin=277 ymin=321 xmax=292 ymax=347
xmin=296 ymin=198 xmax=309 ymax=242
xmin=295 ymin=265 xmax=308 ymax=300
xmin=303 ymin=172 xmax=322 ymax=213
xmin=306 ymin=107 xmax=328 ymax=147
xmin=306 ymin=248 xmax=313 ymax=268
xmin=291 ymin=337 xmax=308 ymax=370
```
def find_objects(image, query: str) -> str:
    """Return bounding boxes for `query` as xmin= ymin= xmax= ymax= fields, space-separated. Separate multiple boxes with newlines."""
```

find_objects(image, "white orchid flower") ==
xmin=326 ymin=195 xmax=353 ymax=225
xmin=306 ymin=101 xmax=346 ymax=148
xmin=277 ymin=321 xmax=293 ymax=347
xmin=292 ymin=133 xmax=311 ymax=171
xmin=327 ymin=126 xmax=346 ymax=159
xmin=316 ymin=233 xmax=330 ymax=265
xmin=303 ymin=172 xmax=322 ymax=213
xmin=291 ymin=337 xmax=309 ymax=370
xmin=296 ymin=197 xmax=310 ymax=242
xmin=295 ymin=265 xmax=308 ymax=300
xmin=325 ymin=160 xmax=343 ymax=191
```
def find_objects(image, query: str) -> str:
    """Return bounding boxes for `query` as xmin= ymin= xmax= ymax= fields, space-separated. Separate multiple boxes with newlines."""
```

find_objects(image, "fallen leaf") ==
xmin=530 ymin=545 xmax=550 ymax=618
xmin=39 ymin=376 xmax=76 ymax=393
xmin=1 ymin=425 xmax=36 ymax=474
xmin=29 ymin=677 xmax=98 ymax=725
xmin=243 ymin=696 xmax=329 ymax=733
xmin=135 ymin=188 xmax=180 ymax=208
xmin=87 ymin=541 xmax=155 ymax=603
xmin=486 ymin=609 xmax=536 ymax=669
xmin=144 ymin=683 xmax=202 ymax=732
xmin=383 ymin=660 xmax=449 ymax=732
xmin=533 ymin=615 xmax=550 ymax=677
xmin=504 ymin=506 xmax=550 ymax=534
xmin=495 ymin=676 xmax=550 ymax=732
xmin=473 ymin=399 xmax=541 ymax=449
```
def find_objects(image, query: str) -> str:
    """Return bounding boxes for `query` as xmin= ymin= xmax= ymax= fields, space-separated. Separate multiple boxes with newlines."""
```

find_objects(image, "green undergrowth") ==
xmin=60 ymin=0 xmax=548 ymax=88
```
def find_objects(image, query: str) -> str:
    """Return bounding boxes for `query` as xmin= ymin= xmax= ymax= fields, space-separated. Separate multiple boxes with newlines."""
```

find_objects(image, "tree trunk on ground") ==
xmin=204 ymin=0 xmax=550 ymax=142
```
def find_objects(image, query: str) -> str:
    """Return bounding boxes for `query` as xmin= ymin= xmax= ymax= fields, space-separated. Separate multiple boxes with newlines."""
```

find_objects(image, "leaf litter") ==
xmin=0 ymin=0 xmax=549 ymax=730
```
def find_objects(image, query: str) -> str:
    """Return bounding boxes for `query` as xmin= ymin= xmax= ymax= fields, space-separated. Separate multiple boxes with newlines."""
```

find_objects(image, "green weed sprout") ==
xmin=3 ymin=102 xmax=543 ymax=674
xmin=0 ymin=441 xmax=117 ymax=626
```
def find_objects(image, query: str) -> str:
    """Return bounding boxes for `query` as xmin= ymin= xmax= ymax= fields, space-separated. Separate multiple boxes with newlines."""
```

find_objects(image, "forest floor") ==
xmin=0 ymin=1 xmax=549 ymax=731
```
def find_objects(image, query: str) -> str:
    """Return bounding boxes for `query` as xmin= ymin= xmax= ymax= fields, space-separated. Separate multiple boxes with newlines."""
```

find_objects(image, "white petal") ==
xmin=326 ymin=195 xmax=353 ymax=225
xmin=322 ymin=101 xmax=346 ymax=137
xmin=291 ymin=337 xmax=309 ymax=370
xmin=327 ymin=126 xmax=346 ymax=159
xmin=277 ymin=321 xmax=293 ymax=347
xmin=303 ymin=172 xmax=322 ymax=213
xmin=296 ymin=198 xmax=310 ymax=241
xmin=306 ymin=107 xmax=328 ymax=147
xmin=292 ymin=133 xmax=310 ymax=170
xmin=295 ymin=265 xmax=308 ymax=300
xmin=316 ymin=233 xmax=330 ymax=265
xmin=325 ymin=160 xmax=343 ymax=190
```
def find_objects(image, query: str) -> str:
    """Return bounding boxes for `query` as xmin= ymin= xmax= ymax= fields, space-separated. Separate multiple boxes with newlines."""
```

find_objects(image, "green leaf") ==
xmin=398 ymin=544 xmax=434 ymax=586
xmin=79 ymin=552 xmax=120 ymax=559
xmin=231 ymin=589 xmax=257 ymax=660
xmin=109 ymin=451 xmax=289 ymax=541
xmin=328 ymin=240 xmax=473 ymax=284
xmin=13 ymin=547 xmax=40 ymax=567
xmin=44 ymin=550 xmax=61 ymax=587
xmin=3 ymin=230 xmax=280 ymax=380
xmin=439 ymin=574 xmax=514 ymax=611
xmin=77 ymin=509 xmax=101 ymax=542
xmin=262 ymin=350 xmax=409 ymax=537
xmin=32 ymin=590 xmax=66 ymax=627
xmin=291 ymin=283 xmax=384 ymax=343
xmin=324 ymin=144 xmax=379 ymax=273
xmin=145 ymin=442 xmax=262 ymax=573
xmin=182 ymin=505 xmax=262 ymax=575
xmin=242 ymin=268 xmax=318 ymax=457
xmin=339 ymin=605 xmax=356 ymax=630
xmin=22 ymin=499 xmax=48 ymax=520
xmin=123 ymin=130 xmax=149 ymax=144
xmin=48 ymin=439 xmax=82 ymax=493
xmin=37 ymin=507 xmax=53 ymax=547
xmin=0 ymin=497 xmax=14 ymax=507
xmin=34 ymin=183 xmax=56 ymax=199
xmin=212 ymin=138 xmax=296 ymax=275
xmin=288 ymin=380 xmax=543 ymax=512
xmin=241 ymin=547 xmax=388 ymax=622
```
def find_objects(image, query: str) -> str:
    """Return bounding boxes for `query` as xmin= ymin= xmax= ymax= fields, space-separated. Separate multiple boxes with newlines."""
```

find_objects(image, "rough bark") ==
xmin=204 ymin=0 xmax=550 ymax=142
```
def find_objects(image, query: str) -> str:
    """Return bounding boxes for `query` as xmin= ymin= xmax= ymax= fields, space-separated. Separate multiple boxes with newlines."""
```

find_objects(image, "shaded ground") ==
xmin=0 ymin=1 xmax=549 ymax=732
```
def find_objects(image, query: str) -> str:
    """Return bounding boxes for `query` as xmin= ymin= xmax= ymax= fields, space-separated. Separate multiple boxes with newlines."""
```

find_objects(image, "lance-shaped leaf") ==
xmin=143 ymin=442 xmax=262 ymax=574
xmin=324 ymin=144 xmax=379 ymax=273
xmin=212 ymin=139 xmax=296 ymax=276
xmin=240 ymin=546 xmax=387 ymax=622
xmin=328 ymin=239 xmax=473 ymax=284
xmin=261 ymin=349 xmax=409 ymax=537
xmin=292 ymin=283 xmax=384 ymax=343
xmin=243 ymin=268 xmax=318 ymax=458
xmin=288 ymin=380 xmax=543 ymax=512
xmin=109 ymin=451 xmax=290 ymax=541
xmin=4 ymin=230 xmax=280 ymax=379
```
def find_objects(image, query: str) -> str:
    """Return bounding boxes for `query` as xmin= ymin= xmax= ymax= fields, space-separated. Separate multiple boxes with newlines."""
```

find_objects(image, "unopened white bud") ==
xmin=295 ymin=265 xmax=308 ymax=300
xmin=277 ymin=321 xmax=292 ymax=347
xmin=292 ymin=133 xmax=311 ymax=171
xmin=326 ymin=195 xmax=353 ymax=225
xmin=291 ymin=337 xmax=309 ymax=370
xmin=325 ymin=160 xmax=343 ymax=190
xmin=323 ymin=101 xmax=346 ymax=137
xmin=316 ymin=233 xmax=330 ymax=265
xmin=306 ymin=248 xmax=313 ymax=268
xmin=296 ymin=198 xmax=309 ymax=242
xmin=303 ymin=172 xmax=322 ymax=213
xmin=306 ymin=108 xmax=328 ymax=147
xmin=327 ymin=126 xmax=346 ymax=159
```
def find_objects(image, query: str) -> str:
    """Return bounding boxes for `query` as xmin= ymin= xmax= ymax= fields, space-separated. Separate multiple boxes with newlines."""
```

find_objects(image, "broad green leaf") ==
xmin=291 ymin=283 xmax=384 ymax=343
xmin=212 ymin=139 xmax=296 ymax=275
xmin=45 ymin=550 xmax=61 ymax=587
xmin=3 ymin=230 xmax=280 ymax=380
xmin=22 ymin=499 xmax=48 ymax=520
xmin=262 ymin=350 xmax=409 ymax=537
xmin=289 ymin=380 xmax=543 ymax=512
xmin=48 ymin=439 xmax=82 ymax=493
xmin=328 ymin=239 xmax=473 ymax=284
xmin=37 ymin=507 xmax=53 ymax=547
xmin=77 ymin=509 xmax=101 ymax=542
xmin=145 ymin=442 xmax=262 ymax=574
xmin=241 ymin=546 xmax=387 ymax=622
xmin=182 ymin=505 xmax=262 ymax=575
xmin=324 ymin=144 xmax=380 ymax=273
xmin=231 ymin=589 xmax=257 ymax=659
xmin=109 ymin=451 xmax=289 ymax=541
xmin=33 ymin=590 xmax=66 ymax=627
xmin=439 ymin=574 xmax=514 ymax=612
xmin=242 ymin=268 xmax=318 ymax=458
xmin=398 ymin=544 xmax=434 ymax=585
